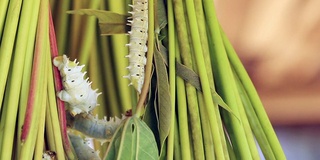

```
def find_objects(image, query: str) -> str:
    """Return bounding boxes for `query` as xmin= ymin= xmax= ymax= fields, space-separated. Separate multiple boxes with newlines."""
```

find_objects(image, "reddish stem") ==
xmin=48 ymin=8 xmax=73 ymax=155
xmin=20 ymin=3 xmax=45 ymax=142
xmin=20 ymin=40 xmax=41 ymax=142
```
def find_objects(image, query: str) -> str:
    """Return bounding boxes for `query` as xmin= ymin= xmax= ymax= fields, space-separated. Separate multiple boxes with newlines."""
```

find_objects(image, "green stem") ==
xmin=0 ymin=0 xmax=9 ymax=38
xmin=167 ymin=0 xmax=176 ymax=158
xmin=78 ymin=0 xmax=100 ymax=65
xmin=0 ymin=0 xmax=23 ymax=110
xmin=108 ymin=0 xmax=133 ymax=113
xmin=47 ymin=49 xmax=66 ymax=160
xmin=233 ymin=70 xmax=276 ymax=159
xmin=173 ymin=0 xmax=205 ymax=158
xmin=202 ymin=0 xmax=253 ymax=158
xmin=175 ymin=39 xmax=192 ymax=160
xmin=222 ymin=30 xmax=286 ymax=159
xmin=0 ymin=0 xmax=35 ymax=158
xmin=16 ymin=0 xmax=40 ymax=154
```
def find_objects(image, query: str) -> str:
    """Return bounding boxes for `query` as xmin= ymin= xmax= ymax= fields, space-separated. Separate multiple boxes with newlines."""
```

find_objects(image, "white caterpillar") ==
xmin=53 ymin=55 xmax=101 ymax=116
xmin=124 ymin=0 xmax=148 ymax=93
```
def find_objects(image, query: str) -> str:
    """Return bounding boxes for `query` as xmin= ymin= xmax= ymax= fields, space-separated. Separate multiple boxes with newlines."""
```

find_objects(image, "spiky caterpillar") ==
xmin=53 ymin=55 xmax=101 ymax=116
xmin=68 ymin=132 xmax=101 ymax=160
xmin=67 ymin=113 xmax=127 ymax=144
xmin=124 ymin=0 xmax=148 ymax=93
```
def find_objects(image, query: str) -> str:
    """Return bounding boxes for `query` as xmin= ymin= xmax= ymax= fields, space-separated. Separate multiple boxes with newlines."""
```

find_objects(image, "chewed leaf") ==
xmin=104 ymin=116 xmax=158 ymax=160
xmin=66 ymin=9 xmax=129 ymax=35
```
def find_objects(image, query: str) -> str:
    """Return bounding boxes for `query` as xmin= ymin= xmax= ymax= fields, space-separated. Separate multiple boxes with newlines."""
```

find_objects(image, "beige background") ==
xmin=216 ymin=0 xmax=320 ymax=125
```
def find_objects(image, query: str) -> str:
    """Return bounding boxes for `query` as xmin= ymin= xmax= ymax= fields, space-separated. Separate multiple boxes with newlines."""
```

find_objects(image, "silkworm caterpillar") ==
xmin=124 ymin=0 xmax=148 ymax=93
xmin=53 ymin=55 xmax=101 ymax=116
xmin=68 ymin=132 xmax=101 ymax=160
xmin=67 ymin=113 xmax=127 ymax=144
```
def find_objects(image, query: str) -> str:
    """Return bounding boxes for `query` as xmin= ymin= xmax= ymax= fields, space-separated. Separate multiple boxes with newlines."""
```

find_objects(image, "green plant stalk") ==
xmin=174 ymin=117 xmax=182 ymax=160
xmin=100 ymin=36 xmax=121 ymax=116
xmin=16 ymin=0 xmax=40 ymax=154
xmin=47 ymin=50 xmax=66 ymax=160
xmin=172 ymin=1 xmax=205 ymax=159
xmin=233 ymin=70 xmax=276 ymax=159
xmin=192 ymin=0 xmax=230 ymax=158
xmin=98 ymin=2 xmax=122 ymax=115
xmin=136 ymin=0 xmax=155 ymax=116
xmin=203 ymin=0 xmax=254 ymax=159
xmin=34 ymin=79 xmax=48 ymax=160
xmin=45 ymin=101 xmax=57 ymax=152
xmin=167 ymin=0 xmax=175 ymax=158
xmin=0 ymin=0 xmax=9 ymax=38
xmin=78 ymin=0 xmax=100 ymax=65
xmin=233 ymin=87 xmax=261 ymax=159
xmin=225 ymin=135 xmax=236 ymax=160
xmin=55 ymin=0 xmax=70 ymax=54
xmin=175 ymin=40 xmax=192 ymax=160
xmin=90 ymin=40 xmax=109 ymax=117
xmin=0 ymin=0 xmax=22 ymax=110
xmin=69 ymin=1 xmax=82 ymax=57
xmin=20 ymin=3 xmax=48 ymax=159
xmin=20 ymin=16 xmax=48 ymax=159
xmin=185 ymin=0 xmax=232 ymax=159
xmin=222 ymin=31 xmax=285 ymax=159
xmin=20 ymin=0 xmax=49 ymax=142
xmin=108 ymin=0 xmax=132 ymax=113
xmin=197 ymin=94 xmax=215 ymax=160
xmin=0 ymin=0 xmax=35 ymax=158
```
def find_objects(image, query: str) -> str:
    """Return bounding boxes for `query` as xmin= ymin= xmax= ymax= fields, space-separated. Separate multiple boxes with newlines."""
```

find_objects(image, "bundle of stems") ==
xmin=0 ymin=0 xmax=286 ymax=159
xmin=163 ymin=0 xmax=286 ymax=159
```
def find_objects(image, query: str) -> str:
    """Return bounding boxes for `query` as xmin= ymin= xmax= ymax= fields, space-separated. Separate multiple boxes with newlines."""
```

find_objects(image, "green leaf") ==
xmin=66 ymin=9 xmax=129 ymax=35
xmin=154 ymin=44 xmax=172 ymax=155
xmin=104 ymin=116 xmax=159 ymax=160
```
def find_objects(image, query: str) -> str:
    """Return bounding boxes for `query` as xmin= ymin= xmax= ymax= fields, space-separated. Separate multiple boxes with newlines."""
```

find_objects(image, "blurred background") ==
xmin=216 ymin=0 xmax=320 ymax=159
